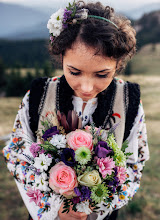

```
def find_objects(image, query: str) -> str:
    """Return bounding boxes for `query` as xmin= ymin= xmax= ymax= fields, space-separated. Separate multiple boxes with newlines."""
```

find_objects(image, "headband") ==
xmin=47 ymin=1 xmax=118 ymax=45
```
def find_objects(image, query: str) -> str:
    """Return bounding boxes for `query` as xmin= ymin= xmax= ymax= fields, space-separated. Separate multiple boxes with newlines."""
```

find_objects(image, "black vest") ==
xmin=29 ymin=75 xmax=140 ymax=143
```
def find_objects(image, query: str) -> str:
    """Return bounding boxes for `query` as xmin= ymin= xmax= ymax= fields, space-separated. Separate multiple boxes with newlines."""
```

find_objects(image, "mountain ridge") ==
xmin=0 ymin=2 xmax=49 ymax=37
xmin=1 ymin=2 xmax=160 ymax=41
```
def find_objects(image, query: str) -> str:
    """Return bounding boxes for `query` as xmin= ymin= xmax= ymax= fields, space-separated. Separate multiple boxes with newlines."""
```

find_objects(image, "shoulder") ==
xmin=114 ymin=77 xmax=140 ymax=104
xmin=116 ymin=78 xmax=141 ymax=141
xmin=30 ymin=76 xmax=61 ymax=90
xmin=28 ymin=76 xmax=61 ymax=137
xmin=29 ymin=76 xmax=61 ymax=99
xmin=114 ymin=77 xmax=140 ymax=91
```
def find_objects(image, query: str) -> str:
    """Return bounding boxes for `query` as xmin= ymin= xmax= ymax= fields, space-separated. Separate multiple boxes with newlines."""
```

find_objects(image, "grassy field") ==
xmin=131 ymin=43 xmax=160 ymax=75
xmin=0 ymin=74 xmax=160 ymax=220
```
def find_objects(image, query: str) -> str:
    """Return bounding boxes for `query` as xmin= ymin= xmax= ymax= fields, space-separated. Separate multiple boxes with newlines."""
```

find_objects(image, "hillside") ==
xmin=130 ymin=43 xmax=160 ymax=75
xmin=125 ymin=2 xmax=160 ymax=19
xmin=134 ymin=10 xmax=160 ymax=48
xmin=1 ymin=2 xmax=160 ymax=43
xmin=0 ymin=2 xmax=48 ymax=38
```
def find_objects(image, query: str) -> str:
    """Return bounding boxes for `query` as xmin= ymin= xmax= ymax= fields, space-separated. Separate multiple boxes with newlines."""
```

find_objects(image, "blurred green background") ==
xmin=0 ymin=0 xmax=160 ymax=219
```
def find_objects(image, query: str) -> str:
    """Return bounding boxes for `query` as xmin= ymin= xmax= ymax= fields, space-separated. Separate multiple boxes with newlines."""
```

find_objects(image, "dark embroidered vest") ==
xmin=29 ymin=75 xmax=140 ymax=146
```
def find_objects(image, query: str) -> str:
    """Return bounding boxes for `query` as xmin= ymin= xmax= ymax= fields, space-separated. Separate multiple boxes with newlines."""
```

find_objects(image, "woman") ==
xmin=3 ymin=1 xmax=149 ymax=220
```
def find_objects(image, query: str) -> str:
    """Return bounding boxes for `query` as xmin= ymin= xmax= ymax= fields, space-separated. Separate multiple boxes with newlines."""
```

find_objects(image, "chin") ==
xmin=74 ymin=91 xmax=99 ymax=101
xmin=81 ymin=94 xmax=97 ymax=101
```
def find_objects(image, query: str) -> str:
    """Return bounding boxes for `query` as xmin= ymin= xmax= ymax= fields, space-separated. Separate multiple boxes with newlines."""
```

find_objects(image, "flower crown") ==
xmin=47 ymin=1 xmax=118 ymax=45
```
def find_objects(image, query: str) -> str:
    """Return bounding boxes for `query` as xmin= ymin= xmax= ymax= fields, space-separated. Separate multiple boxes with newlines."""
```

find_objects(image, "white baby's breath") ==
xmin=50 ymin=134 xmax=67 ymax=149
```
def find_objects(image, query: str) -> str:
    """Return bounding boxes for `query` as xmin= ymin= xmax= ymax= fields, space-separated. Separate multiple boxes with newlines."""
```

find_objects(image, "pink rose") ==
xmin=97 ymin=157 xmax=115 ymax=178
xmin=66 ymin=129 xmax=93 ymax=151
xmin=49 ymin=162 xmax=78 ymax=197
xmin=116 ymin=166 xmax=127 ymax=185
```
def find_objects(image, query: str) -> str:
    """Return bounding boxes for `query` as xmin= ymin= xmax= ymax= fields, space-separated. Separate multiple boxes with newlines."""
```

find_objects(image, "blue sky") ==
xmin=1 ymin=0 xmax=160 ymax=11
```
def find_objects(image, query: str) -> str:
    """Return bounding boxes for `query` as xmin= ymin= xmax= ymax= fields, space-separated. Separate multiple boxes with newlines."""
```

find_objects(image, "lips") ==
xmin=81 ymin=93 xmax=92 ymax=97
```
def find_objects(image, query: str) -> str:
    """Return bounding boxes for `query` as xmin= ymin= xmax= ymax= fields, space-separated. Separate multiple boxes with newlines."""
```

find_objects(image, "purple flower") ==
xmin=26 ymin=188 xmax=43 ymax=206
xmin=80 ymin=186 xmax=91 ymax=201
xmin=108 ymin=167 xmax=120 ymax=189
xmin=112 ymin=186 xmax=116 ymax=194
xmin=61 ymin=148 xmax=75 ymax=167
xmin=74 ymin=186 xmax=91 ymax=202
xmin=74 ymin=187 xmax=81 ymax=197
xmin=40 ymin=149 xmax=46 ymax=154
xmin=30 ymin=142 xmax=41 ymax=157
xmin=95 ymin=141 xmax=113 ymax=158
xmin=62 ymin=23 xmax=68 ymax=29
xmin=114 ymin=167 xmax=118 ymax=176
xmin=42 ymin=126 xmax=59 ymax=141
xmin=63 ymin=9 xmax=72 ymax=29
xmin=71 ymin=197 xmax=80 ymax=204
xmin=63 ymin=9 xmax=72 ymax=22
xmin=50 ymin=36 xmax=54 ymax=43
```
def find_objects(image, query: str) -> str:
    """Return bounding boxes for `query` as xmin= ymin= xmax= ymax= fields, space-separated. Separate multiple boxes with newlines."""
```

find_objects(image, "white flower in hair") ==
xmin=75 ymin=9 xmax=88 ymax=20
xmin=47 ymin=8 xmax=64 ymax=37
xmin=50 ymin=134 xmax=67 ymax=149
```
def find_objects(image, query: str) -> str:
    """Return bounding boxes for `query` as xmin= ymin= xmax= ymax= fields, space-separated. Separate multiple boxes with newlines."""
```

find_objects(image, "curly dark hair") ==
xmin=49 ymin=1 xmax=136 ymax=74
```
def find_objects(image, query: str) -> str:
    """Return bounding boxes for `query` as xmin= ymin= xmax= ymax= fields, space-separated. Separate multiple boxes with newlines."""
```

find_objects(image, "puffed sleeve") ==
xmin=3 ymin=91 xmax=62 ymax=220
xmin=95 ymin=102 xmax=150 ymax=220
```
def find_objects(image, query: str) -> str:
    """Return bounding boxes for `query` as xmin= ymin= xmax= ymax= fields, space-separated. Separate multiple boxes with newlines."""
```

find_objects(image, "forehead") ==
xmin=63 ymin=41 xmax=117 ymax=71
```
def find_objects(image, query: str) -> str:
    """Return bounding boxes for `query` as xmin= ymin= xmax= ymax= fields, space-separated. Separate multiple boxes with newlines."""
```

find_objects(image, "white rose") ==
xmin=78 ymin=170 xmax=101 ymax=187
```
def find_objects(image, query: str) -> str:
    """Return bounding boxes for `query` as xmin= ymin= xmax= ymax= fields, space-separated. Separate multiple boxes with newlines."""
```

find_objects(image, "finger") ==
xmin=69 ymin=208 xmax=87 ymax=218
xmin=70 ymin=211 xmax=87 ymax=218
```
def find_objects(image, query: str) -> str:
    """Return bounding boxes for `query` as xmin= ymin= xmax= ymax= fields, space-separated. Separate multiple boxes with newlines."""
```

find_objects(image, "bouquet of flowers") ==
xmin=22 ymin=110 xmax=131 ymax=216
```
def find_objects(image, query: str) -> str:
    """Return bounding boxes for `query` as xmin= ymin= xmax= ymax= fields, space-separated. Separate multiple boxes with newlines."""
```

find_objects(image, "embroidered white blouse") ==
xmin=3 ymin=90 xmax=150 ymax=220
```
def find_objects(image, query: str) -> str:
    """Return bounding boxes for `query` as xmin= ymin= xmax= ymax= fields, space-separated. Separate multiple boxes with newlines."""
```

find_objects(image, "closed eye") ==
xmin=96 ymin=73 xmax=109 ymax=78
xmin=69 ymin=71 xmax=81 ymax=76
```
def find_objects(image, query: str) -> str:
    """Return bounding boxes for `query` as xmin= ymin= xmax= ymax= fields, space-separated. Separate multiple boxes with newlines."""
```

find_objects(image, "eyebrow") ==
xmin=67 ymin=65 xmax=111 ymax=73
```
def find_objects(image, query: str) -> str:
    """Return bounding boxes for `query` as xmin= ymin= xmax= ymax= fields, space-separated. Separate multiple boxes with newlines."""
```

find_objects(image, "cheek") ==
xmin=95 ymin=78 xmax=113 ymax=92
xmin=64 ymin=73 xmax=79 ymax=89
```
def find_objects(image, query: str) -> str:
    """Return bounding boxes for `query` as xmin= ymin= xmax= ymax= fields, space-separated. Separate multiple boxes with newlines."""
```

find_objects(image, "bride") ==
xmin=3 ymin=1 xmax=149 ymax=220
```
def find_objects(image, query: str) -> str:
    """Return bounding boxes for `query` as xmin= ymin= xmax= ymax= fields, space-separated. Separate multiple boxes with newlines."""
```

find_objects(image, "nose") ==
xmin=80 ymin=79 xmax=93 ymax=93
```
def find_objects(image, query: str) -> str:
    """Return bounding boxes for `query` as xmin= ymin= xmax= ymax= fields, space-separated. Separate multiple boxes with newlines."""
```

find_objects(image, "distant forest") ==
xmin=0 ymin=39 xmax=59 ymax=96
xmin=0 ymin=39 xmax=52 ymax=68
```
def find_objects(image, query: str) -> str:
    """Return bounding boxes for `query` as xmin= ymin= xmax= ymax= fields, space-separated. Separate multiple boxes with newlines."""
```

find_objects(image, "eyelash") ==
xmin=70 ymin=71 xmax=80 ymax=76
xmin=69 ymin=71 xmax=108 ymax=78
